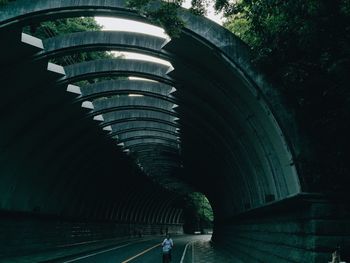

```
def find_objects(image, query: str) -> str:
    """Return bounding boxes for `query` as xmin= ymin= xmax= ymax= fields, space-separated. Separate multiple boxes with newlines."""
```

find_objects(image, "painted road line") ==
xmin=121 ymin=243 xmax=161 ymax=263
xmin=57 ymin=238 xmax=116 ymax=248
xmin=192 ymin=242 xmax=194 ymax=262
xmin=180 ymin=241 xmax=193 ymax=263
xmin=61 ymin=243 xmax=132 ymax=263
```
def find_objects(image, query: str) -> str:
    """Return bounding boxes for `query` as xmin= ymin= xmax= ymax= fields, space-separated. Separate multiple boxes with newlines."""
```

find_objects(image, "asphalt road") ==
xmin=57 ymin=235 xmax=209 ymax=263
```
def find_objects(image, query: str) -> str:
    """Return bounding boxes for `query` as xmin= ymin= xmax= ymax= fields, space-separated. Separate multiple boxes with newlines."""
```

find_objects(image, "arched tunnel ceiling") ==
xmin=0 ymin=0 xmax=302 ymax=220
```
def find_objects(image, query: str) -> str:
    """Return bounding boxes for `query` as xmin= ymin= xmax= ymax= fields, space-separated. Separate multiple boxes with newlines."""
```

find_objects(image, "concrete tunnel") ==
xmin=0 ymin=0 xmax=349 ymax=262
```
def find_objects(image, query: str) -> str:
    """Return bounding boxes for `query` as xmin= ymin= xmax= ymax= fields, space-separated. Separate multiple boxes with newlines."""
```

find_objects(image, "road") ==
xmin=56 ymin=235 xmax=210 ymax=263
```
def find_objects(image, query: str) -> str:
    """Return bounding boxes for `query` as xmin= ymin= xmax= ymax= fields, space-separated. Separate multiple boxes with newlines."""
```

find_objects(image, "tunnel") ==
xmin=0 ymin=1 xmax=349 ymax=262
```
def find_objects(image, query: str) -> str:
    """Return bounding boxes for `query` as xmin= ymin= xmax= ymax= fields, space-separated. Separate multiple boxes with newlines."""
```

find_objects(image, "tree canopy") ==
xmin=130 ymin=0 xmax=350 ymax=192
xmin=25 ymin=17 xmax=113 ymax=65
xmin=182 ymin=192 xmax=213 ymax=233
xmin=224 ymin=0 xmax=350 ymax=192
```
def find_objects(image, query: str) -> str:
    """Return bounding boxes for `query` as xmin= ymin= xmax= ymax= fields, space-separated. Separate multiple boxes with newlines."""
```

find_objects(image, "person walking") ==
xmin=162 ymin=234 xmax=173 ymax=262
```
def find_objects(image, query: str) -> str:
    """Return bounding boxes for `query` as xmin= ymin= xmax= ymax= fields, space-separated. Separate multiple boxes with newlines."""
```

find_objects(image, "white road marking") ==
xmin=121 ymin=243 xmax=161 ymax=263
xmin=180 ymin=241 xmax=194 ymax=263
xmin=61 ymin=238 xmax=155 ymax=263
xmin=62 ymin=243 xmax=131 ymax=262
xmin=192 ymin=242 xmax=194 ymax=262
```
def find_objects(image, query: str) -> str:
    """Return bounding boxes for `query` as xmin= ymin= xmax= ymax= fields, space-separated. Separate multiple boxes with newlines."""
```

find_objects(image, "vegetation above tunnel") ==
xmin=25 ymin=17 xmax=113 ymax=65
xmin=129 ymin=0 xmax=350 ymax=193
xmin=224 ymin=0 xmax=350 ymax=192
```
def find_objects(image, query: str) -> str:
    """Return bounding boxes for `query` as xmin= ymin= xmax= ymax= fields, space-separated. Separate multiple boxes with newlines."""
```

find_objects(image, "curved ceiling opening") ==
xmin=94 ymin=16 xmax=168 ymax=39
xmin=113 ymin=51 xmax=172 ymax=67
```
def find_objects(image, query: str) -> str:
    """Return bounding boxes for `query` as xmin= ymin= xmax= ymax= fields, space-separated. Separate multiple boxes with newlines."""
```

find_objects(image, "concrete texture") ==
xmin=1 ymin=1 xmax=346 ymax=262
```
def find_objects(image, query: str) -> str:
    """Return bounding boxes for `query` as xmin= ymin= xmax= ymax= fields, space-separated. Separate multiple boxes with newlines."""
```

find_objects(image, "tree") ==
xmin=26 ymin=17 xmax=113 ymax=65
xmin=184 ymin=192 xmax=213 ymax=230
xmin=130 ymin=0 xmax=350 ymax=192
xmin=224 ymin=0 xmax=350 ymax=192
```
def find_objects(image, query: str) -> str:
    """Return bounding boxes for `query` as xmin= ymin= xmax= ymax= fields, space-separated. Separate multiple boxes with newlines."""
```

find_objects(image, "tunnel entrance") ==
xmin=182 ymin=192 xmax=213 ymax=235
xmin=1 ymin=1 xmax=349 ymax=262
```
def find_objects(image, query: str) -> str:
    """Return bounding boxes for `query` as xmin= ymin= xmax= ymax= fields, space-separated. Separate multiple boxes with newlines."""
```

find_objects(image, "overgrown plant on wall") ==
xmin=223 ymin=0 xmax=350 ymax=192
xmin=130 ymin=0 xmax=350 ymax=192
xmin=25 ymin=17 xmax=113 ymax=65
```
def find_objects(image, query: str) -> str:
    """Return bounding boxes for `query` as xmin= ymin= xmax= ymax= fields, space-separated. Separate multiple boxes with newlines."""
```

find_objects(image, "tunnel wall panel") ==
xmin=0 ymin=212 xmax=183 ymax=259
xmin=213 ymin=195 xmax=350 ymax=263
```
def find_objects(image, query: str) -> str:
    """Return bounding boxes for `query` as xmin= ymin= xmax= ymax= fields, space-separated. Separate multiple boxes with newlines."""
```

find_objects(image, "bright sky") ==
xmin=181 ymin=0 xmax=223 ymax=24
xmin=94 ymin=1 xmax=222 ymax=67
xmin=94 ymin=0 xmax=223 ymax=36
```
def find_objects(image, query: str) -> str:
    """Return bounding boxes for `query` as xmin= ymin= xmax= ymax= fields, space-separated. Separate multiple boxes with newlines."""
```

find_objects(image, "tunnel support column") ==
xmin=212 ymin=193 xmax=350 ymax=263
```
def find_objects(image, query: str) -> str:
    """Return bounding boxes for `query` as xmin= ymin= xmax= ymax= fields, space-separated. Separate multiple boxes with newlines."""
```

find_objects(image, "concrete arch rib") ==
xmin=59 ymin=59 xmax=173 ymax=85
xmin=99 ymin=108 xmax=177 ymax=121
xmin=39 ymin=31 xmax=168 ymax=60
xmin=78 ymin=79 xmax=175 ymax=102
xmin=127 ymin=143 xmax=179 ymax=152
xmin=117 ymin=130 xmax=179 ymax=141
xmin=135 ymin=150 xmax=181 ymax=159
xmin=137 ymin=157 xmax=180 ymax=166
xmin=123 ymin=138 xmax=179 ymax=148
xmin=110 ymin=127 xmax=179 ymax=138
xmin=135 ymin=190 xmax=160 ymax=223
xmin=121 ymin=136 xmax=179 ymax=146
xmin=137 ymin=159 xmax=180 ymax=169
xmin=90 ymin=96 xmax=177 ymax=117
xmin=101 ymin=117 xmax=179 ymax=129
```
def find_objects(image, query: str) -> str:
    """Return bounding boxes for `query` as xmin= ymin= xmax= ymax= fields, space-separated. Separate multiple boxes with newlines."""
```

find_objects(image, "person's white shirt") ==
xmin=162 ymin=237 xmax=173 ymax=253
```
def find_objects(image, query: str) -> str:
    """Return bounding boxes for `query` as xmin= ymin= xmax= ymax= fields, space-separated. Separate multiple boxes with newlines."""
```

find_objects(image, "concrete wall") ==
xmin=0 ymin=211 xmax=183 ymax=259
xmin=212 ymin=195 xmax=350 ymax=263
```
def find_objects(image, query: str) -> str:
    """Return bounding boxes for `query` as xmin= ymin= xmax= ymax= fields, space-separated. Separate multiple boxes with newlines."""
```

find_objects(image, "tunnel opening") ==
xmin=182 ymin=192 xmax=214 ymax=235
xmin=1 ymin=1 xmax=349 ymax=262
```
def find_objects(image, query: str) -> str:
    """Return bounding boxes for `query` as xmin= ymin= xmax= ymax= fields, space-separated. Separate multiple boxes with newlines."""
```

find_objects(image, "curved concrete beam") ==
xmin=99 ymin=108 xmax=179 ymax=126
xmin=117 ymin=130 xmax=178 ymax=140
xmin=60 ymin=58 xmax=173 ymax=85
xmin=90 ymin=95 xmax=177 ymax=117
xmin=111 ymin=121 xmax=177 ymax=134
xmin=39 ymin=30 xmax=168 ymax=59
xmin=127 ymin=142 xmax=180 ymax=152
xmin=78 ymin=79 xmax=175 ymax=101
xmin=118 ymin=135 xmax=179 ymax=145
xmin=109 ymin=127 xmax=179 ymax=138
xmin=101 ymin=117 xmax=179 ymax=129
xmin=123 ymin=137 xmax=179 ymax=147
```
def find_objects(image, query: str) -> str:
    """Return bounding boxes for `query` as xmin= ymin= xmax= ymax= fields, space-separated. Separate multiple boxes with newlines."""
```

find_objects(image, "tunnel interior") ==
xmin=1 ymin=1 xmax=349 ymax=262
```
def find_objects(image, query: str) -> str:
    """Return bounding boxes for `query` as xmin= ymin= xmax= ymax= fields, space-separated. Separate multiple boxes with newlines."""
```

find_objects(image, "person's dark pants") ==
xmin=163 ymin=252 xmax=170 ymax=262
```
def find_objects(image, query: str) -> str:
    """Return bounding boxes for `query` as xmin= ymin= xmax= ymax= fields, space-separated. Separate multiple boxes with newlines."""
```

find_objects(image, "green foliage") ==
xmin=26 ymin=17 xmax=113 ymax=65
xmin=127 ymin=0 xmax=214 ymax=37
xmin=127 ymin=0 xmax=185 ymax=37
xmin=223 ymin=13 xmax=253 ymax=44
xmin=190 ymin=0 xmax=211 ymax=16
xmin=224 ymin=0 xmax=350 ymax=191
xmin=31 ymin=17 xmax=103 ymax=38
xmin=182 ymin=192 xmax=213 ymax=233
xmin=186 ymin=192 xmax=213 ymax=222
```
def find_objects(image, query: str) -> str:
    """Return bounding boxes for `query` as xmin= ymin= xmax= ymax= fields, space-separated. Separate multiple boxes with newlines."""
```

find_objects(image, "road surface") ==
xmin=56 ymin=235 xmax=210 ymax=263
